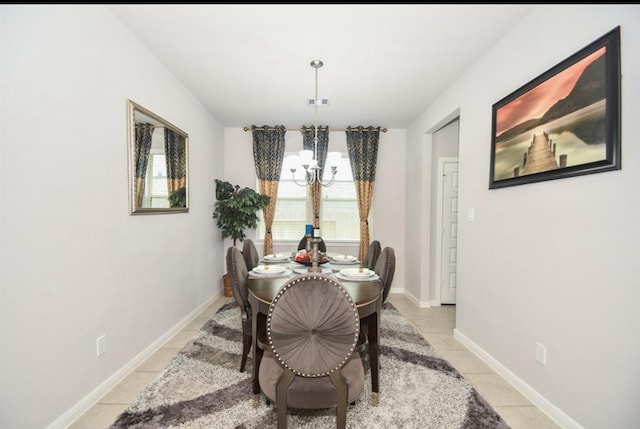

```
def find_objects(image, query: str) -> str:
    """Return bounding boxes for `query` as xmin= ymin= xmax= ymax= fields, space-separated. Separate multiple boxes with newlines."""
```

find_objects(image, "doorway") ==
xmin=437 ymin=158 xmax=459 ymax=304
xmin=431 ymin=118 xmax=459 ymax=305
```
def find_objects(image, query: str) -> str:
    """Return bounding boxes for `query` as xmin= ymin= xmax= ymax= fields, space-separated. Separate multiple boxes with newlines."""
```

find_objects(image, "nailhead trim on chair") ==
xmin=266 ymin=274 xmax=360 ymax=378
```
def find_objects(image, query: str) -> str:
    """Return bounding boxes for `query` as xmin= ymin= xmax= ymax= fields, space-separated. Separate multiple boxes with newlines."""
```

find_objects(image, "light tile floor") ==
xmin=69 ymin=293 xmax=561 ymax=429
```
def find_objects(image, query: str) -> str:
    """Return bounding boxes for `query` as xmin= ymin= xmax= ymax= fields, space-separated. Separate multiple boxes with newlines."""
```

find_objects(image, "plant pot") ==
xmin=223 ymin=273 xmax=233 ymax=297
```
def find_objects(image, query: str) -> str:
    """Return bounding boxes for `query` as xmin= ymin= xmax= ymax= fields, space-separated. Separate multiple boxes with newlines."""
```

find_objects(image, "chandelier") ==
xmin=287 ymin=59 xmax=340 ymax=187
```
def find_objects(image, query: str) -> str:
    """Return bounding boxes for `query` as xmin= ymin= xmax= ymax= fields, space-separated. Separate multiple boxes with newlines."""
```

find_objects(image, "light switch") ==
xmin=467 ymin=208 xmax=475 ymax=222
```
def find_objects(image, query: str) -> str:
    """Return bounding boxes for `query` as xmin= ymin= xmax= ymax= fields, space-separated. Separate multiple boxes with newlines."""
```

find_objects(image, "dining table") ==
xmin=247 ymin=253 xmax=384 ymax=395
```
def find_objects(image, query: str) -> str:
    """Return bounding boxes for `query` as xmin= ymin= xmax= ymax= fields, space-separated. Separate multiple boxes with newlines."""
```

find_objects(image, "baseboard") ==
xmin=399 ymin=288 xmax=432 ymax=308
xmin=48 ymin=293 xmax=221 ymax=429
xmin=453 ymin=329 xmax=584 ymax=429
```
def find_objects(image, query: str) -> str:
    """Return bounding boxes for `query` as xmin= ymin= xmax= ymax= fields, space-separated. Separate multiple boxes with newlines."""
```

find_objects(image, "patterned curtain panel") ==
xmin=134 ymin=123 xmax=155 ymax=208
xmin=252 ymin=125 xmax=286 ymax=255
xmin=346 ymin=126 xmax=380 ymax=260
xmin=302 ymin=126 xmax=329 ymax=228
xmin=164 ymin=128 xmax=187 ymax=195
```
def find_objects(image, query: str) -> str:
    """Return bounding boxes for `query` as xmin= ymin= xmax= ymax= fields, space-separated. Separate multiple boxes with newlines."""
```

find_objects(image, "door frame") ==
xmin=434 ymin=156 xmax=458 ymax=306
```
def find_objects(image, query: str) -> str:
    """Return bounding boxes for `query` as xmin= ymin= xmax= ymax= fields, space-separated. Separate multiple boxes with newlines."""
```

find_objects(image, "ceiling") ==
xmin=110 ymin=4 xmax=534 ymax=130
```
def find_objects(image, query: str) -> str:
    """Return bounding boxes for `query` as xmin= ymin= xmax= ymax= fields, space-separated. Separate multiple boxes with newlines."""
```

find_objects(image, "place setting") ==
xmin=335 ymin=267 xmax=379 ymax=281
xmin=249 ymin=263 xmax=292 ymax=278
xmin=329 ymin=253 xmax=360 ymax=265
xmin=261 ymin=253 xmax=291 ymax=264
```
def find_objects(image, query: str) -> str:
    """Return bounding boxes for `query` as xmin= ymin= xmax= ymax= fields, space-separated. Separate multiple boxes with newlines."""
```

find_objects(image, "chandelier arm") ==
xmin=319 ymin=170 xmax=337 ymax=187
xmin=291 ymin=169 xmax=313 ymax=187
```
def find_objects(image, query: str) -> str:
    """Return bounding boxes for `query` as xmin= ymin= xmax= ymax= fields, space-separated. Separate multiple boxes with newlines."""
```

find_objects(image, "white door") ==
xmin=440 ymin=160 xmax=459 ymax=304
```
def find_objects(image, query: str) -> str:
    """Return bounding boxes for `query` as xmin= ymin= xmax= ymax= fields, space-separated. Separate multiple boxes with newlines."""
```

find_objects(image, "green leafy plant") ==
xmin=168 ymin=186 xmax=187 ymax=208
xmin=212 ymin=179 xmax=271 ymax=246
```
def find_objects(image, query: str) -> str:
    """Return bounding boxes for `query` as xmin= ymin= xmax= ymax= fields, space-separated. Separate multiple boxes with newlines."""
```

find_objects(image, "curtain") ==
xmin=252 ymin=125 xmax=286 ymax=255
xmin=346 ymin=126 xmax=380 ymax=260
xmin=134 ymin=123 xmax=155 ymax=208
xmin=164 ymin=128 xmax=187 ymax=198
xmin=301 ymin=126 xmax=329 ymax=228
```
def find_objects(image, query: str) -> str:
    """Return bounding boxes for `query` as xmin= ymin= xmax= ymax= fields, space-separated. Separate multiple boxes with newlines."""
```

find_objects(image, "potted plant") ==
xmin=168 ymin=186 xmax=187 ymax=208
xmin=213 ymin=179 xmax=271 ymax=296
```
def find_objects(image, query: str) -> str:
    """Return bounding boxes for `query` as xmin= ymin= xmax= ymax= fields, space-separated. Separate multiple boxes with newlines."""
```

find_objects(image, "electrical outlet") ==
xmin=535 ymin=342 xmax=547 ymax=365
xmin=96 ymin=335 xmax=106 ymax=357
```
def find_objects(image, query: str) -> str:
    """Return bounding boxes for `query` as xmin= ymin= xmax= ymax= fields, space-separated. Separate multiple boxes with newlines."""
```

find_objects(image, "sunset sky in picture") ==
xmin=495 ymin=47 xmax=605 ymax=136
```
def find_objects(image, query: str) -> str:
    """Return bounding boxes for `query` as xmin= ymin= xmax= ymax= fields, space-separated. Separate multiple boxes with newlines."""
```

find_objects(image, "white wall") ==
xmin=0 ymin=5 xmax=223 ymax=428
xmin=223 ymin=127 xmax=406 ymax=291
xmin=407 ymin=5 xmax=640 ymax=428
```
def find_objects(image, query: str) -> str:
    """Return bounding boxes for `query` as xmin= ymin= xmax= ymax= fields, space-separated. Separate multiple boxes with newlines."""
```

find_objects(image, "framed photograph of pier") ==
xmin=489 ymin=26 xmax=621 ymax=189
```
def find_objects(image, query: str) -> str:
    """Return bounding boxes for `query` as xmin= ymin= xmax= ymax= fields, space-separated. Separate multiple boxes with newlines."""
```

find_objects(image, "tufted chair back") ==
xmin=258 ymin=274 xmax=364 ymax=429
xmin=374 ymin=247 xmax=396 ymax=303
xmin=225 ymin=246 xmax=252 ymax=372
xmin=363 ymin=240 xmax=381 ymax=270
xmin=242 ymin=238 xmax=260 ymax=271
xmin=226 ymin=246 xmax=249 ymax=310
xmin=297 ymin=236 xmax=327 ymax=253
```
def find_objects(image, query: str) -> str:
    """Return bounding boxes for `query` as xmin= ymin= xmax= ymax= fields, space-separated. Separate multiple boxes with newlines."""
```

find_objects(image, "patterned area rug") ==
xmin=109 ymin=300 xmax=510 ymax=429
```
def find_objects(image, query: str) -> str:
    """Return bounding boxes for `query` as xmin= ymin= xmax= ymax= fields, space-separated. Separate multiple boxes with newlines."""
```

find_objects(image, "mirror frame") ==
xmin=127 ymin=99 xmax=189 ymax=215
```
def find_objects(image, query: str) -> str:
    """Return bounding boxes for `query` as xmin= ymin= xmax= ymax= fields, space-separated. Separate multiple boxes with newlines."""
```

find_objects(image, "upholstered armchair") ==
xmin=225 ymin=246 xmax=253 ymax=372
xmin=375 ymin=246 xmax=396 ymax=303
xmin=258 ymin=274 xmax=364 ymax=429
xmin=297 ymin=235 xmax=327 ymax=253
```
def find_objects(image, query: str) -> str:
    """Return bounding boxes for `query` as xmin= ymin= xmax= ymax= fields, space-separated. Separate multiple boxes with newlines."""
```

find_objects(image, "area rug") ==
xmin=109 ymin=299 xmax=510 ymax=429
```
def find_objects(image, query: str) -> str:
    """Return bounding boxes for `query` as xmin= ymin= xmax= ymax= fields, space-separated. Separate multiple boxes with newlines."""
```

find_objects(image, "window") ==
xmin=144 ymin=151 xmax=170 ymax=208
xmin=257 ymin=152 xmax=361 ymax=241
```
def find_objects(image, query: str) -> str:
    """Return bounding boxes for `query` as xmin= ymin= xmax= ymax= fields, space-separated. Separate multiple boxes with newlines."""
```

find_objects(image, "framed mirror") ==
xmin=127 ymin=99 xmax=189 ymax=215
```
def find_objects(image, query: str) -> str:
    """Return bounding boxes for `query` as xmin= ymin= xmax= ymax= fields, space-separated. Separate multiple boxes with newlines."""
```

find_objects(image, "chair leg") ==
xmin=240 ymin=332 xmax=251 ymax=372
xmin=329 ymin=372 xmax=347 ymax=429
xmin=276 ymin=370 xmax=295 ymax=429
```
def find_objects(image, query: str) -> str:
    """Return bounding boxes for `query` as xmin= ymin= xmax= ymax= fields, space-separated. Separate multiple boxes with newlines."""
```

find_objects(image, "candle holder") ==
xmin=309 ymin=237 xmax=322 ymax=273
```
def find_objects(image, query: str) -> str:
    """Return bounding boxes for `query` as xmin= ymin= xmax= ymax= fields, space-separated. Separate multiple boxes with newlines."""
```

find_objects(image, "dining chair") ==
xmin=258 ymin=274 xmax=364 ymax=429
xmin=357 ymin=246 xmax=396 ymax=358
xmin=242 ymin=238 xmax=260 ymax=271
xmin=375 ymin=246 xmax=396 ymax=303
xmin=225 ymin=246 xmax=253 ymax=372
xmin=297 ymin=235 xmax=327 ymax=253
xmin=363 ymin=240 xmax=381 ymax=270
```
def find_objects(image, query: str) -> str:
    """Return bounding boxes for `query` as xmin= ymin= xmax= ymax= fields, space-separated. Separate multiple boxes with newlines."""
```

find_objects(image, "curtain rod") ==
xmin=243 ymin=126 xmax=387 ymax=133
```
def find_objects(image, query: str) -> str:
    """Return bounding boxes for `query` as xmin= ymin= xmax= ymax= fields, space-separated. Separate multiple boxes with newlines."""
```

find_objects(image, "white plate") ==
xmin=250 ymin=268 xmax=291 ymax=278
xmin=331 ymin=258 xmax=360 ymax=265
xmin=332 ymin=254 xmax=357 ymax=262
xmin=263 ymin=253 xmax=290 ymax=263
xmin=252 ymin=264 xmax=286 ymax=274
xmin=335 ymin=272 xmax=380 ymax=282
xmin=339 ymin=268 xmax=374 ymax=278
